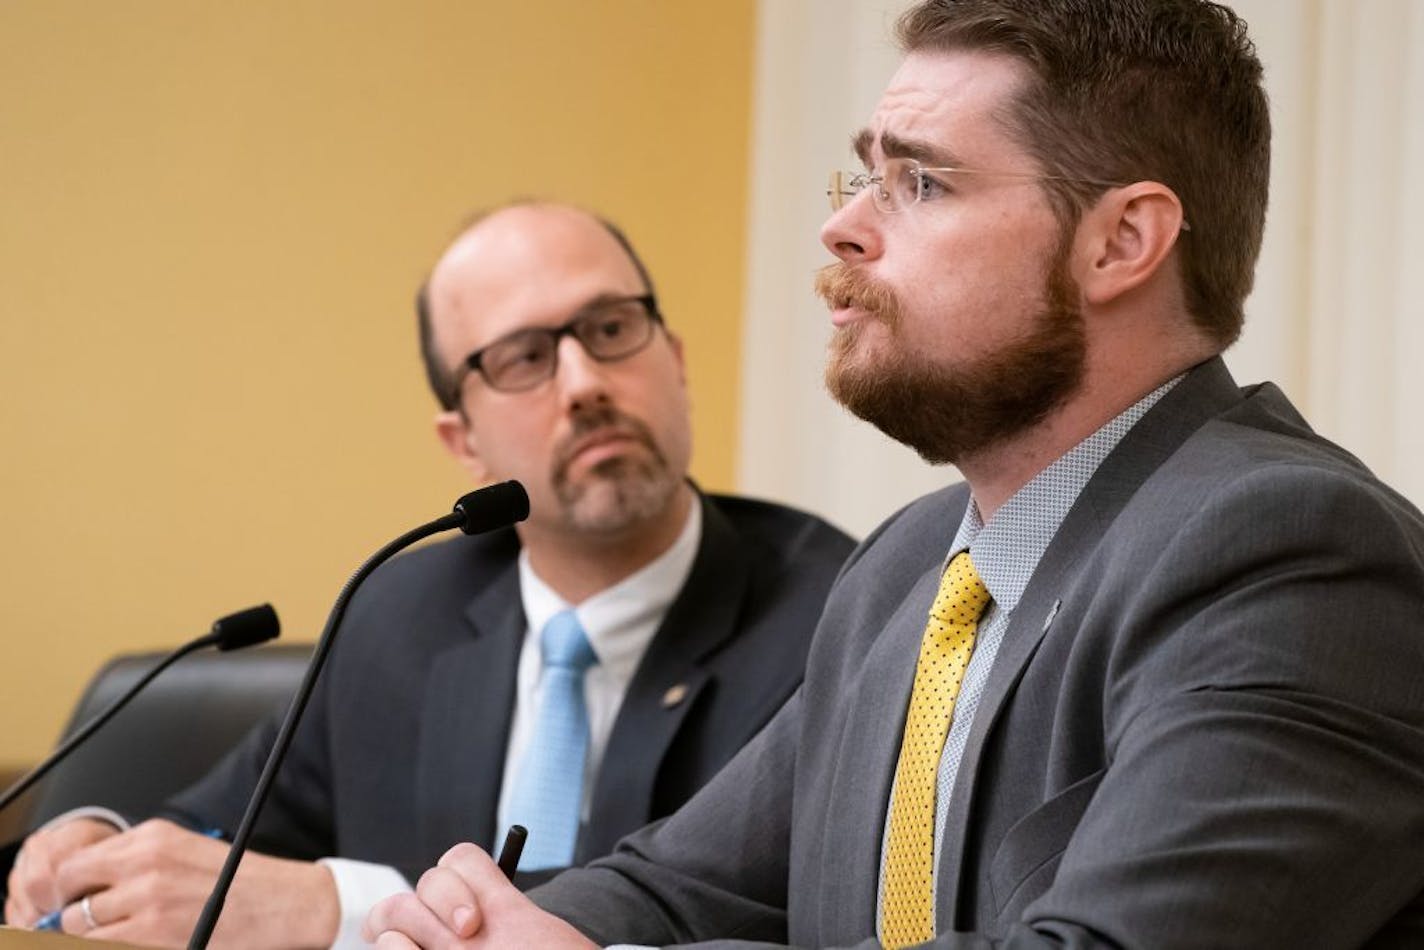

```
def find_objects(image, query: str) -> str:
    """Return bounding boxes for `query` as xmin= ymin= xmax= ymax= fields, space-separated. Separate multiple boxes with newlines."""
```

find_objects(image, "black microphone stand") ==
xmin=189 ymin=482 xmax=528 ymax=949
xmin=0 ymin=604 xmax=280 ymax=814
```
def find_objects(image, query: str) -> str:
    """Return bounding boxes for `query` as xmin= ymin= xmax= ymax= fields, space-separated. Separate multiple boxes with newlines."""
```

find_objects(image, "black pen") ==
xmin=496 ymin=824 xmax=527 ymax=879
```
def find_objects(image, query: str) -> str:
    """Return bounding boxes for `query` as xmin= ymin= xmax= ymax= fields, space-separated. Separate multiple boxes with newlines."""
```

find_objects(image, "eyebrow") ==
xmin=851 ymin=129 xmax=967 ymax=169
xmin=572 ymin=291 xmax=641 ymax=313
xmin=472 ymin=291 xmax=642 ymax=351
xmin=852 ymin=129 xmax=874 ymax=166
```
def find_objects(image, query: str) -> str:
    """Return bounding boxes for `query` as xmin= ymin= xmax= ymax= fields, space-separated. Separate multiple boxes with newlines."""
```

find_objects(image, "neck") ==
xmin=959 ymin=332 xmax=1216 ymax=521
xmin=521 ymin=482 xmax=695 ymax=604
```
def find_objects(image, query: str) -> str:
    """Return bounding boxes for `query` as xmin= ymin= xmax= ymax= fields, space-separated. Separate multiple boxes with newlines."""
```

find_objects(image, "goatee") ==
xmin=550 ymin=404 xmax=680 ymax=533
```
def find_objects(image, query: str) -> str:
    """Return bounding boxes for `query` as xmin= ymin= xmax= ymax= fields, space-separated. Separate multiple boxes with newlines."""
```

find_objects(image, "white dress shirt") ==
xmin=323 ymin=500 xmax=702 ymax=947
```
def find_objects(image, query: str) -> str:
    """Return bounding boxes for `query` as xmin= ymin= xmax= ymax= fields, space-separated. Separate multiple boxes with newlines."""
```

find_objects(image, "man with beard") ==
xmin=3 ymin=202 xmax=854 ymax=948
xmin=365 ymin=2 xmax=1424 ymax=948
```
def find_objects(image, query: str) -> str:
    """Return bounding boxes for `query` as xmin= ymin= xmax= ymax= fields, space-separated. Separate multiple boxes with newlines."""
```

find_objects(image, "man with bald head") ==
xmin=3 ymin=202 xmax=854 ymax=948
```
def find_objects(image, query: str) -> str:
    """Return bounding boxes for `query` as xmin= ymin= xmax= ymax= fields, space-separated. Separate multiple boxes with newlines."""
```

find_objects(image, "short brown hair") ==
xmin=897 ymin=0 xmax=1270 ymax=346
xmin=417 ymin=202 xmax=659 ymax=410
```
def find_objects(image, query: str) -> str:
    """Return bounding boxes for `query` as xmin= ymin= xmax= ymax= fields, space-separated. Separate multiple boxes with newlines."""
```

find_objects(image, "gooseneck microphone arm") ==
xmin=0 ymin=604 xmax=281 ymax=815
xmin=189 ymin=481 xmax=530 ymax=950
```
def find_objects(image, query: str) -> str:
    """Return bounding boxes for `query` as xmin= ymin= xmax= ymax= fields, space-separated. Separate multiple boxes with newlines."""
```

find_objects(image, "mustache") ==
xmin=814 ymin=263 xmax=901 ymax=327
xmin=552 ymin=405 xmax=662 ymax=479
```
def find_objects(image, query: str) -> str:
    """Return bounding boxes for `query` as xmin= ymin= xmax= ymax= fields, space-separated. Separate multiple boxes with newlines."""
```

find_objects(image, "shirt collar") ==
xmin=518 ymin=498 xmax=702 ymax=667
xmin=948 ymin=376 xmax=1182 ymax=611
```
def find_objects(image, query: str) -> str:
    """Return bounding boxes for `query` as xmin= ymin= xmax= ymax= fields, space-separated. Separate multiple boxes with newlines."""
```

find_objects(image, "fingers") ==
xmin=51 ymin=832 xmax=131 ymax=904
xmin=437 ymin=842 xmax=506 ymax=893
xmin=5 ymin=892 xmax=39 ymax=929
xmin=8 ymin=820 xmax=244 ymax=946
xmin=53 ymin=874 xmax=156 ymax=937
xmin=365 ymin=893 xmax=457 ymax=948
xmin=363 ymin=846 xmax=504 ymax=947
xmin=44 ymin=818 xmax=120 ymax=855
xmin=58 ymin=890 xmax=113 ymax=935
xmin=52 ymin=818 xmax=216 ymax=906
xmin=6 ymin=847 xmax=49 ymax=927
xmin=434 ymin=843 xmax=520 ymax=934
xmin=9 ymin=819 xmax=118 ymax=923
xmin=374 ymin=931 xmax=422 ymax=950
xmin=362 ymin=843 xmax=504 ymax=944
xmin=367 ymin=845 xmax=593 ymax=950
xmin=414 ymin=866 xmax=480 ymax=938
xmin=46 ymin=821 xmax=217 ymax=938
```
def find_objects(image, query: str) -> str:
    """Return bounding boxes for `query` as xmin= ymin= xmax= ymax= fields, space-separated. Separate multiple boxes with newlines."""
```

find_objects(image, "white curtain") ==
xmin=738 ymin=0 xmax=1424 ymax=537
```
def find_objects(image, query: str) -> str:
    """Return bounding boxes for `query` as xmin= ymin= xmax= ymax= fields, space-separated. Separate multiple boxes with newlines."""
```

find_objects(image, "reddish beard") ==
xmin=814 ymin=240 xmax=1086 ymax=465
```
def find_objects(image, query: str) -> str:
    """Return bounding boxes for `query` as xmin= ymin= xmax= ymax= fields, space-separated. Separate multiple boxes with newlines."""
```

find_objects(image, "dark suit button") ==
xmin=662 ymin=683 xmax=689 ymax=708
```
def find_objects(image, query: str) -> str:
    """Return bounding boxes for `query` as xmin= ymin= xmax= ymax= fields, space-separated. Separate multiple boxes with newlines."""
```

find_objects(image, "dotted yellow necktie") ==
xmin=879 ymin=552 xmax=992 ymax=949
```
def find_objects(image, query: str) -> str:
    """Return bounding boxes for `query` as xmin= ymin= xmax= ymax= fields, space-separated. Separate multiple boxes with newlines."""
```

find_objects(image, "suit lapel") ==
xmin=579 ymin=494 xmax=748 ymax=861
xmin=934 ymin=357 xmax=1246 ymax=927
xmin=818 ymin=560 xmax=950 ymax=940
xmin=415 ymin=553 xmax=524 ymax=859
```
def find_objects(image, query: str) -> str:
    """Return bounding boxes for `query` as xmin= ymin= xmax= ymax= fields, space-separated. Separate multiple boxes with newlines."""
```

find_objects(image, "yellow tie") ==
xmin=879 ymin=552 xmax=992 ymax=949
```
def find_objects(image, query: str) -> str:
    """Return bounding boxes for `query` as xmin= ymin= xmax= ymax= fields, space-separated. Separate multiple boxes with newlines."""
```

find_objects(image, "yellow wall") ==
xmin=0 ymin=1 xmax=754 ymax=767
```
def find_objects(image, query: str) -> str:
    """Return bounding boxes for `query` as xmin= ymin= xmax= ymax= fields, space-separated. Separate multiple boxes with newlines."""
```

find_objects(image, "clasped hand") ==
xmin=365 ymin=843 xmax=595 ymax=950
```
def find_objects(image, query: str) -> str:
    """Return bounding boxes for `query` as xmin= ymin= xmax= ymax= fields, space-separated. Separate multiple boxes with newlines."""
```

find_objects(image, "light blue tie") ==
xmin=506 ymin=610 xmax=599 ymax=869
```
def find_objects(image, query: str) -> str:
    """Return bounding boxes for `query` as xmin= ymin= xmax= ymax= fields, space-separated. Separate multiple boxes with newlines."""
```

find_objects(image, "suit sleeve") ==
xmin=161 ymin=671 xmax=338 ymax=862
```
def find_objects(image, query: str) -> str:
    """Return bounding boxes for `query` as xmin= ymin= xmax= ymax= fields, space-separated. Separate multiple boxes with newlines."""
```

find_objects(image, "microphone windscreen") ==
xmin=211 ymin=603 xmax=281 ymax=651
xmin=454 ymin=480 xmax=530 ymax=535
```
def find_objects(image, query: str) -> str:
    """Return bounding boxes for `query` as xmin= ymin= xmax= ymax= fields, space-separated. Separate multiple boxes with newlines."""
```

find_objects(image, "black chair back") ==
xmin=23 ymin=644 xmax=311 ymax=829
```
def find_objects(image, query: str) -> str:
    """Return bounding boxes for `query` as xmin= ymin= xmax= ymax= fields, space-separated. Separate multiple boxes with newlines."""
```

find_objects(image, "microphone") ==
xmin=454 ymin=479 xmax=530 ymax=535
xmin=0 ymin=605 xmax=281 ymax=815
xmin=189 ymin=481 xmax=530 ymax=949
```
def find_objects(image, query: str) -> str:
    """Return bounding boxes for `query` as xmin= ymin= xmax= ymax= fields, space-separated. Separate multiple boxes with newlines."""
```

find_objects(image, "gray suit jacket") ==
xmin=164 ymin=492 xmax=854 ymax=883
xmin=533 ymin=359 xmax=1424 ymax=948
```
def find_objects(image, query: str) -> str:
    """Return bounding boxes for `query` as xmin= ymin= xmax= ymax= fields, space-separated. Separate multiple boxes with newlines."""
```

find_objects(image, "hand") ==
xmin=41 ymin=819 xmax=340 ymax=949
xmin=364 ymin=843 xmax=595 ymax=949
xmin=5 ymin=818 xmax=119 ymax=926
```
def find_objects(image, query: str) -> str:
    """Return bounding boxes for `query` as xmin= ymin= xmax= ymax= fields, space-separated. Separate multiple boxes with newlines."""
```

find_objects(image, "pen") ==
xmin=495 ymin=824 xmax=527 ymax=879
xmin=34 ymin=910 xmax=61 ymax=932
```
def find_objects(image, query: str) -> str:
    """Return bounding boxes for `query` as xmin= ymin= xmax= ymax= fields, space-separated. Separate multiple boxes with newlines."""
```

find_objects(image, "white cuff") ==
xmin=35 ymin=806 xmax=131 ymax=834
xmin=317 ymin=857 xmax=412 ymax=949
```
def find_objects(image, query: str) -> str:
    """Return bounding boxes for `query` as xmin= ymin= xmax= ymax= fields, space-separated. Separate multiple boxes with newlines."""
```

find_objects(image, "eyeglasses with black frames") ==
xmin=828 ymin=156 xmax=1191 ymax=232
xmin=450 ymin=293 xmax=663 ymax=399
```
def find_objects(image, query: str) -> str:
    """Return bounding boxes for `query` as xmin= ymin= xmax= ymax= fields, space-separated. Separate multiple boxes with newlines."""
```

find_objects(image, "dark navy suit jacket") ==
xmin=164 ymin=492 xmax=854 ymax=883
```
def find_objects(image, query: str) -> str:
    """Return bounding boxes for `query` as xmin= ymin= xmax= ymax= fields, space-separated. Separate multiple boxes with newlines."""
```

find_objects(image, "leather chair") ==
xmin=15 ymin=643 xmax=312 ymax=833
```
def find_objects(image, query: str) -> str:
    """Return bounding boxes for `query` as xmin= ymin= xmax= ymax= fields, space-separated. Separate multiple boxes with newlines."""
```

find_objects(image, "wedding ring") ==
xmin=80 ymin=894 xmax=100 ymax=931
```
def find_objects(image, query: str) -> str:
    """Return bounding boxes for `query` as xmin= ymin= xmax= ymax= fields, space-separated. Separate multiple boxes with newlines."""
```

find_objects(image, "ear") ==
xmin=1075 ymin=183 xmax=1188 ymax=307
xmin=434 ymin=409 xmax=491 ymax=483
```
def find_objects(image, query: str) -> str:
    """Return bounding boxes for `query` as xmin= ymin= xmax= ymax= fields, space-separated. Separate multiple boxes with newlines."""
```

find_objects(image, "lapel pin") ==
xmin=1042 ymin=598 xmax=1062 ymax=633
xmin=661 ymin=683 xmax=689 ymax=708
